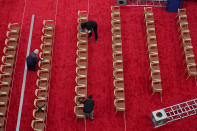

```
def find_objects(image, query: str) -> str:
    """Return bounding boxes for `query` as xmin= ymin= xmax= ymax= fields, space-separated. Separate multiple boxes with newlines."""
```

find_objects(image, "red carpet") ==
xmin=0 ymin=0 xmax=196 ymax=130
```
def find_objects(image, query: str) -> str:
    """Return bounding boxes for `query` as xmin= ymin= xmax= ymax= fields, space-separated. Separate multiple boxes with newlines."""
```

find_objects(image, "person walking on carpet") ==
xmin=79 ymin=95 xmax=95 ymax=120
xmin=26 ymin=49 xmax=43 ymax=71
xmin=80 ymin=21 xmax=98 ymax=42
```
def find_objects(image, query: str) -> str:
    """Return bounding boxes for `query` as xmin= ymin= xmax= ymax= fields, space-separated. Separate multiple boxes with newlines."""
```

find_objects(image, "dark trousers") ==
xmin=27 ymin=64 xmax=36 ymax=71
xmin=88 ymin=26 xmax=98 ymax=41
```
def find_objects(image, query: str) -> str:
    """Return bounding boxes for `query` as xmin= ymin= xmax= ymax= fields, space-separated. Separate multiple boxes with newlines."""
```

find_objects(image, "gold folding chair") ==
xmin=3 ymin=46 xmax=16 ymax=56
xmin=75 ymin=85 xmax=86 ymax=96
xmin=185 ymin=63 xmax=197 ymax=80
xmin=76 ymin=49 xmax=88 ymax=59
xmin=76 ymin=57 xmax=87 ymax=67
xmin=185 ymin=54 xmax=195 ymax=65
xmin=149 ymin=52 xmax=159 ymax=63
xmin=113 ymin=78 xmax=124 ymax=89
xmin=74 ymin=95 xmax=86 ymax=105
xmin=41 ymin=35 xmax=53 ymax=45
xmin=33 ymin=109 xmax=46 ymax=121
xmin=40 ymin=43 xmax=52 ymax=52
xmin=178 ymin=22 xmax=189 ymax=32
xmin=31 ymin=119 xmax=45 ymax=131
xmin=181 ymin=38 xmax=192 ymax=48
xmin=0 ymin=73 xmax=12 ymax=86
xmin=150 ymin=70 xmax=161 ymax=81
xmin=113 ymin=60 xmax=123 ymax=70
xmin=180 ymin=29 xmax=190 ymax=40
xmin=183 ymin=46 xmax=194 ymax=56
xmin=112 ymin=26 xmax=121 ymax=36
xmin=151 ymin=79 xmax=162 ymax=101
xmin=144 ymin=7 xmax=152 ymax=14
xmin=114 ymin=98 xmax=125 ymax=113
xmin=76 ymin=66 xmax=87 ymax=76
xmin=8 ymin=23 xmax=20 ymax=33
xmin=114 ymin=88 xmax=125 ymax=99
xmin=145 ymin=20 xmax=155 ymax=30
xmin=77 ymin=40 xmax=88 ymax=50
xmin=78 ymin=10 xmax=88 ymax=19
xmin=177 ymin=8 xmax=186 ymax=16
xmin=35 ymin=88 xmax=48 ymax=100
xmin=150 ymin=61 xmax=160 ymax=71
xmin=38 ymin=60 xmax=51 ymax=70
xmin=36 ymin=78 xmax=49 ymax=90
xmin=0 ymin=63 xmax=14 ymax=75
xmin=0 ymin=117 xmax=5 ymax=128
xmin=0 ymin=106 xmax=7 ymax=116
xmin=39 ymin=51 xmax=52 ymax=61
xmin=77 ymin=32 xmax=88 ymax=41
xmin=37 ymin=69 xmax=50 ymax=79
xmin=34 ymin=98 xmax=48 ymax=110
xmin=177 ymin=15 xmax=188 ymax=24
xmin=5 ymin=39 xmax=17 ymax=48
xmin=113 ymin=51 xmax=123 ymax=61
xmin=112 ymin=43 xmax=122 ymax=53
xmin=113 ymin=68 xmax=124 ymax=79
xmin=112 ymin=35 xmax=122 ymax=46
xmin=148 ymin=44 xmax=158 ymax=54
xmin=0 ymin=95 xmax=9 ymax=108
xmin=146 ymin=27 xmax=156 ymax=37
xmin=75 ymin=75 xmax=87 ymax=86
xmin=111 ymin=19 xmax=121 ymax=28
xmin=43 ymin=20 xmax=54 ymax=29
xmin=74 ymin=105 xmax=85 ymax=121
xmin=42 ymin=28 xmax=54 ymax=38
xmin=147 ymin=35 xmax=157 ymax=46
xmin=36 ymin=79 xmax=49 ymax=90
xmin=111 ymin=6 xmax=120 ymax=13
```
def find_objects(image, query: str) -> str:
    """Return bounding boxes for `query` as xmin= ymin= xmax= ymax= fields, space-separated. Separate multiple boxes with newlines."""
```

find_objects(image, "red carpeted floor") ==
xmin=0 ymin=0 xmax=196 ymax=130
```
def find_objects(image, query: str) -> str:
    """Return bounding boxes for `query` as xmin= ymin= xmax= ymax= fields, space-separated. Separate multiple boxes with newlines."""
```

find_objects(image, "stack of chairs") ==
xmin=111 ymin=6 xmax=125 ymax=114
xmin=74 ymin=10 xmax=88 ymax=120
xmin=177 ymin=9 xmax=197 ymax=81
xmin=144 ymin=7 xmax=162 ymax=101
xmin=0 ymin=23 xmax=20 ymax=130
xmin=31 ymin=20 xmax=54 ymax=131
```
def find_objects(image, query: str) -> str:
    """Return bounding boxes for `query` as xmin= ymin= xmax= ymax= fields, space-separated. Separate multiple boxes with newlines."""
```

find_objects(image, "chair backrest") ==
xmin=178 ymin=8 xmax=186 ymax=15
xmin=31 ymin=119 xmax=45 ymax=131
xmin=74 ymin=105 xmax=85 ymax=119
xmin=76 ymin=57 xmax=87 ymax=68
xmin=8 ymin=23 xmax=19 ymax=30
xmin=144 ymin=7 xmax=152 ymax=13
xmin=76 ymin=67 xmax=87 ymax=76
xmin=111 ymin=6 xmax=120 ymax=12
xmin=78 ymin=10 xmax=88 ymax=17
xmin=74 ymin=95 xmax=86 ymax=105
xmin=114 ymin=98 xmax=125 ymax=110
xmin=77 ymin=33 xmax=88 ymax=40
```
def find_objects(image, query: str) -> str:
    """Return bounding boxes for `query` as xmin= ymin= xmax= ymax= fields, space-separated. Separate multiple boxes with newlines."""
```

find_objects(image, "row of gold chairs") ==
xmin=111 ymin=6 xmax=125 ymax=114
xmin=177 ymin=9 xmax=197 ymax=81
xmin=31 ymin=20 xmax=54 ymax=131
xmin=74 ymin=10 xmax=88 ymax=121
xmin=0 ymin=23 xmax=20 ymax=130
xmin=144 ymin=7 xmax=162 ymax=101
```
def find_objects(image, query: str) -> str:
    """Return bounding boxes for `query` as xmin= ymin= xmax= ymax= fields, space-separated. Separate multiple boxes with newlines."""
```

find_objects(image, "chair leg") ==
xmin=160 ymin=92 xmax=162 ymax=103
xmin=186 ymin=74 xmax=190 ymax=80
xmin=151 ymin=89 xmax=155 ymax=96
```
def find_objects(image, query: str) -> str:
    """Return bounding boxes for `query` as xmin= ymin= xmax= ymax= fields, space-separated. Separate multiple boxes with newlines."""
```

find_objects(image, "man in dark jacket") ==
xmin=26 ymin=49 xmax=42 ymax=71
xmin=81 ymin=21 xmax=98 ymax=42
xmin=79 ymin=95 xmax=95 ymax=120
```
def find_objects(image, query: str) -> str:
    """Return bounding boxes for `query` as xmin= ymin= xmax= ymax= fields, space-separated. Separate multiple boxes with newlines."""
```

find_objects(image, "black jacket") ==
xmin=82 ymin=99 xmax=94 ymax=113
xmin=81 ymin=21 xmax=97 ymax=31
xmin=26 ymin=52 xmax=39 ymax=70
xmin=81 ymin=21 xmax=98 ymax=41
